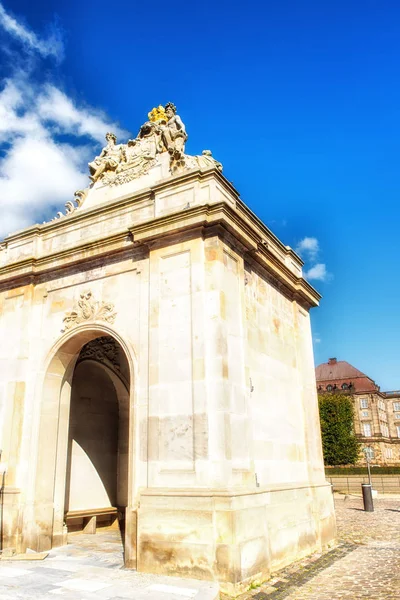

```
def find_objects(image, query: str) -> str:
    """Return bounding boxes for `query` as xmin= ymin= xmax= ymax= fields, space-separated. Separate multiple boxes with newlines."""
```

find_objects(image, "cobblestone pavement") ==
xmin=226 ymin=496 xmax=400 ymax=600
xmin=0 ymin=530 xmax=218 ymax=600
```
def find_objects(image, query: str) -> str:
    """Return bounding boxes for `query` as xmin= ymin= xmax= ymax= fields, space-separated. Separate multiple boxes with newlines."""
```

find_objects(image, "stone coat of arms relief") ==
xmin=62 ymin=290 xmax=116 ymax=332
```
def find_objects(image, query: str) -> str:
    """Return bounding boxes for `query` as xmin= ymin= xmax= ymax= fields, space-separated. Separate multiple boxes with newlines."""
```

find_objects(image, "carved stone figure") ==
xmin=82 ymin=104 xmax=222 ymax=193
xmin=160 ymin=102 xmax=187 ymax=159
xmin=88 ymin=133 xmax=124 ymax=183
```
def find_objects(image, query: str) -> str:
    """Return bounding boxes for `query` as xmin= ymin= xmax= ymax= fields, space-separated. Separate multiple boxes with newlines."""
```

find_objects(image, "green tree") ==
xmin=318 ymin=392 xmax=360 ymax=466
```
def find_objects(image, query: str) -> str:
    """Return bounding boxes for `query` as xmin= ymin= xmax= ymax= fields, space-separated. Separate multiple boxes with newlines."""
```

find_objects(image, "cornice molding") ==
xmin=0 ymin=170 xmax=320 ymax=308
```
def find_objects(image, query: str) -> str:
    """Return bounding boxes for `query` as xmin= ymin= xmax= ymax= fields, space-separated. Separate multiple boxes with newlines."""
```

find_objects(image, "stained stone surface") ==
xmin=0 ymin=531 xmax=219 ymax=600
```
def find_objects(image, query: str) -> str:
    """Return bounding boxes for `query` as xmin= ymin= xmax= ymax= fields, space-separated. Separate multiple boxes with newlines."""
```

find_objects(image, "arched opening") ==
xmin=64 ymin=336 xmax=130 ymax=536
xmin=24 ymin=326 xmax=137 ymax=567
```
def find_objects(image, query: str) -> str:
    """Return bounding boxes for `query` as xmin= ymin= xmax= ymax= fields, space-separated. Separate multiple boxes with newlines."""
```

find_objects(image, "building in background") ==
xmin=316 ymin=358 xmax=400 ymax=466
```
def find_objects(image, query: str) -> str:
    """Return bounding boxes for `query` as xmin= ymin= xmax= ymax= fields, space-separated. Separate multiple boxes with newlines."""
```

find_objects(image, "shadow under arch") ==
xmin=64 ymin=358 xmax=129 ymax=516
xmin=23 ymin=323 xmax=138 ymax=567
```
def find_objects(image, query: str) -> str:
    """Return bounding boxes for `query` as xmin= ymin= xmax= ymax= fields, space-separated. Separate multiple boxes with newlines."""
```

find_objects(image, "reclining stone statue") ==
xmin=88 ymin=132 xmax=124 ymax=183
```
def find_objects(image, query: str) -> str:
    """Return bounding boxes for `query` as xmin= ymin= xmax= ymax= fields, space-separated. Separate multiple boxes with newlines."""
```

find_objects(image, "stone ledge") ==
xmin=0 ymin=486 xmax=21 ymax=495
xmin=139 ymin=481 xmax=331 ymax=497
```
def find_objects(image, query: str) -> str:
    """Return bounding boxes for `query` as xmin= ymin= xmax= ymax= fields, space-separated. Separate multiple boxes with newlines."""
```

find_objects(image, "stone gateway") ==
xmin=0 ymin=104 xmax=335 ymax=595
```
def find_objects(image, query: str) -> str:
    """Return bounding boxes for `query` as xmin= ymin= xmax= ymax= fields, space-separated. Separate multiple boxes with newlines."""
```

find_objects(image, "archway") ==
xmin=23 ymin=326 xmax=137 ymax=567
xmin=64 ymin=336 xmax=130 ymax=537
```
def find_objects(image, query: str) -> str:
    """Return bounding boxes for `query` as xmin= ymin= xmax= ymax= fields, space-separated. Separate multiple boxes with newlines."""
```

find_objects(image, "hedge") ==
xmin=325 ymin=466 xmax=400 ymax=475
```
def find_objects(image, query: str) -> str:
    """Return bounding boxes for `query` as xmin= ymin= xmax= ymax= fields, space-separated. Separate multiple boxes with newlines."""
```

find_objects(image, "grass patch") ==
xmin=248 ymin=579 xmax=263 ymax=590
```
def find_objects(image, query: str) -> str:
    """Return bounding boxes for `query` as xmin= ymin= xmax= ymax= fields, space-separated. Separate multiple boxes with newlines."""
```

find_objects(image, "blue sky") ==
xmin=0 ymin=1 xmax=399 ymax=388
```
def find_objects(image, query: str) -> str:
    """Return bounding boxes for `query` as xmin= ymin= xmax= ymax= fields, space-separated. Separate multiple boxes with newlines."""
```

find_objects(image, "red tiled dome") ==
xmin=315 ymin=358 xmax=379 ymax=393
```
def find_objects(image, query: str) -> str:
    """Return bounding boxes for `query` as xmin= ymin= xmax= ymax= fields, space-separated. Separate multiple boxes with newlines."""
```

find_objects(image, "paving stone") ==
xmin=224 ymin=496 xmax=400 ymax=600
xmin=0 ymin=530 xmax=219 ymax=599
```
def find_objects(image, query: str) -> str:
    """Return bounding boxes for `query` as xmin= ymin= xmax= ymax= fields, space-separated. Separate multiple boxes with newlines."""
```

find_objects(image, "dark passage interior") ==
xmin=64 ymin=336 xmax=130 ymax=535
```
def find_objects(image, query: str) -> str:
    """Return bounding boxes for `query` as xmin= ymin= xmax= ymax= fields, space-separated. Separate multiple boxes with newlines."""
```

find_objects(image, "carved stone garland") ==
xmin=77 ymin=336 xmax=121 ymax=373
xmin=62 ymin=290 xmax=116 ymax=332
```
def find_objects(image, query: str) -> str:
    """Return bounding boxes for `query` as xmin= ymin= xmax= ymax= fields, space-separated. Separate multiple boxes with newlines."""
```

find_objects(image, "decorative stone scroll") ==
xmin=62 ymin=290 xmax=116 ymax=332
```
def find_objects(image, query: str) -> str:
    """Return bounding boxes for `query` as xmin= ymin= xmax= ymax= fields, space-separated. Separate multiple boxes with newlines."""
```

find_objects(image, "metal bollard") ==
xmin=361 ymin=483 xmax=374 ymax=512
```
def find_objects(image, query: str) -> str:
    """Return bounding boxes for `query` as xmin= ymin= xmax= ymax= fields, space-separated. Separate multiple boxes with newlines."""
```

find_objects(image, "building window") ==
xmin=386 ymin=448 xmax=393 ymax=459
xmin=364 ymin=447 xmax=374 ymax=460
xmin=327 ymin=385 xmax=333 ymax=391
xmin=360 ymin=398 xmax=368 ymax=409
xmin=394 ymin=402 xmax=400 ymax=412
xmin=341 ymin=383 xmax=349 ymax=390
xmin=361 ymin=410 xmax=369 ymax=418
xmin=397 ymin=426 xmax=400 ymax=439
xmin=395 ymin=413 xmax=400 ymax=420
xmin=378 ymin=400 xmax=385 ymax=411
xmin=381 ymin=424 xmax=389 ymax=437
xmin=363 ymin=423 xmax=372 ymax=437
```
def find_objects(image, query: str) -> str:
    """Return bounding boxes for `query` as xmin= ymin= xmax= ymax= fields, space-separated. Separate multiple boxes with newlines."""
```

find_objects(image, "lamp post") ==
xmin=362 ymin=446 xmax=374 ymax=512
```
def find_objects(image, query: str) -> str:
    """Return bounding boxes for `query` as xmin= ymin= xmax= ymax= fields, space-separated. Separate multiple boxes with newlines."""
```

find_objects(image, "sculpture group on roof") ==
xmin=88 ymin=102 xmax=222 ymax=186
xmin=50 ymin=103 xmax=222 ymax=222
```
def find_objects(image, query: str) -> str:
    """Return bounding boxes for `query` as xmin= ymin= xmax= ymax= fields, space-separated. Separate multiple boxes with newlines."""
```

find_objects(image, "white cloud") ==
xmin=296 ymin=236 xmax=332 ymax=282
xmin=0 ymin=74 xmax=128 ymax=238
xmin=295 ymin=236 xmax=320 ymax=260
xmin=0 ymin=79 xmax=40 ymax=141
xmin=37 ymin=85 xmax=126 ymax=144
xmin=0 ymin=133 xmax=89 ymax=233
xmin=304 ymin=263 xmax=330 ymax=282
xmin=0 ymin=6 xmax=131 ymax=238
xmin=0 ymin=3 xmax=63 ymax=61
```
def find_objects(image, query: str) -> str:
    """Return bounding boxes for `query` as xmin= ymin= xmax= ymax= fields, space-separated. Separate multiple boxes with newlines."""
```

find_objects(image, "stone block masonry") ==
xmin=0 ymin=103 xmax=335 ymax=595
